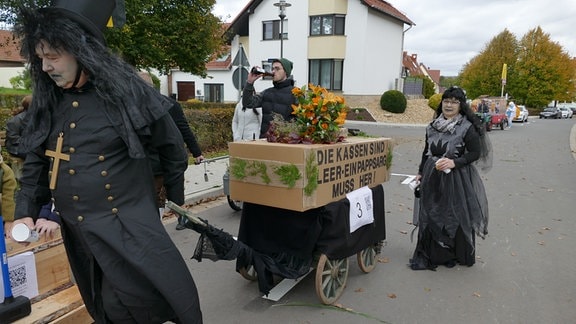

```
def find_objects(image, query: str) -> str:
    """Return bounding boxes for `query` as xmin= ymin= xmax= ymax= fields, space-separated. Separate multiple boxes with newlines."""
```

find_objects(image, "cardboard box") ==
xmin=229 ymin=136 xmax=393 ymax=211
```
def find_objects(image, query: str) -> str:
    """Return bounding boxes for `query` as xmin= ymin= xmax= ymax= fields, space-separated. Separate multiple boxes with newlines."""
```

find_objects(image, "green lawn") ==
xmin=0 ymin=87 xmax=31 ymax=95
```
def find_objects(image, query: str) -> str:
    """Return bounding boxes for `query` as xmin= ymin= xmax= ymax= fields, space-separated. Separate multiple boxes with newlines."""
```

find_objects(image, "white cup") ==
xmin=11 ymin=223 xmax=40 ymax=242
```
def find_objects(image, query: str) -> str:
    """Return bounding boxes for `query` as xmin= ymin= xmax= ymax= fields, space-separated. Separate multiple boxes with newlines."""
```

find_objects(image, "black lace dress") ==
xmin=409 ymin=117 xmax=489 ymax=270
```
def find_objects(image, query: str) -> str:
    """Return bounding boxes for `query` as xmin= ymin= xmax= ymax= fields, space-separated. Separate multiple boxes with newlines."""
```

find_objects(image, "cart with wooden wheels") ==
xmin=235 ymin=185 xmax=386 ymax=305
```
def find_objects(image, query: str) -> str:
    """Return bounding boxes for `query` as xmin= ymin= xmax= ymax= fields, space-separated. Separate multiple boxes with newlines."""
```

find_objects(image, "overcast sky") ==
xmin=212 ymin=0 xmax=576 ymax=76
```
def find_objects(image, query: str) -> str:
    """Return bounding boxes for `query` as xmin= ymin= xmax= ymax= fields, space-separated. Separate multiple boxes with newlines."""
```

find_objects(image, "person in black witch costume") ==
xmin=11 ymin=1 xmax=203 ymax=323
xmin=409 ymin=86 xmax=492 ymax=271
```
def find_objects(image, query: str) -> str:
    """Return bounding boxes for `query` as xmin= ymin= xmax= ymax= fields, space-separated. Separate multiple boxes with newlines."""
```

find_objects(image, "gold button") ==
xmin=105 ymin=184 xmax=111 ymax=190
xmin=98 ymin=155 xmax=105 ymax=161
xmin=101 ymin=170 xmax=108 ymax=177
xmin=70 ymin=147 xmax=76 ymax=153
xmin=72 ymin=101 xmax=79 ymax=107
xmin=77 ymin=215 xmax=84 ymax=222
xmin=69 ymin=169 xmax=76 ymax=175
xmin=112 ymin=208 xmax=118 ymax=214
xmin=73 ymin=195 xmax=79 ymax=201
xmin=70 ymin=122 xmax=76 ymax=129
xmin=107 ymin=196 xmax=114 ymax=202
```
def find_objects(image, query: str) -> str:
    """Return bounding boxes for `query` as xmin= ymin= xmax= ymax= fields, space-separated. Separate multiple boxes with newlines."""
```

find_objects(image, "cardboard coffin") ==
xmin=229 ymin=136 xmax=393 ymax=211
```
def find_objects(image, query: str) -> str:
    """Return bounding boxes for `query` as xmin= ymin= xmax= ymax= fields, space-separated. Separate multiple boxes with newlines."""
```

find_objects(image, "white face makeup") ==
xmin=441 ymin=98 xmax=461 ymax=119
xmin=35 ymin=40 xmax=85 ymax=89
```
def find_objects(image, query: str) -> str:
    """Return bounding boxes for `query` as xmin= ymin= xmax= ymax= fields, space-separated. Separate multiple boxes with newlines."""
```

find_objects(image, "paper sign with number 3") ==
xmin=346 ymin=186 xmax=374 ymax=233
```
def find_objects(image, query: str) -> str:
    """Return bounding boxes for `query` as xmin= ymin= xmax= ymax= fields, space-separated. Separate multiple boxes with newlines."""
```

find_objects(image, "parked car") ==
xmin=559 ymin=107 xmax=573 ymax=119
xmin=513 ymin=105 xmax=529 ymax=122
xmin=539 ymin=107 xmax=562 ymax=119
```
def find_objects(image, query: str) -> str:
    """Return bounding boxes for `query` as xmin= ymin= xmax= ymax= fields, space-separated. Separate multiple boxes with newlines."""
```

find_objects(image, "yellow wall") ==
xmin=309 ymin=0 xmax=348 ymax=15
xmin=308 ymin=36 xmax=347 ymax=59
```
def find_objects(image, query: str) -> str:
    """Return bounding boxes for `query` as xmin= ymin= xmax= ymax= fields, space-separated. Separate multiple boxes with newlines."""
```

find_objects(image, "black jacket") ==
xmin=5 ymin=111 xmax=28 ymax=159
xmin=243 ymin=77 xmax=296 ymax=137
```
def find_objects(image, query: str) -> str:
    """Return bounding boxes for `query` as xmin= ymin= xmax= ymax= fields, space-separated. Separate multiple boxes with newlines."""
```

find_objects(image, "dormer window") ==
xmin=310 ymin=15 xmax=345 ymax=36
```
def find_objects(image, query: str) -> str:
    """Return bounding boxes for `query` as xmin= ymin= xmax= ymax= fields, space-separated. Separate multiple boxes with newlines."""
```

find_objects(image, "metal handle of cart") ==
xmin=196 ymin=155 xmax=243 ymax=211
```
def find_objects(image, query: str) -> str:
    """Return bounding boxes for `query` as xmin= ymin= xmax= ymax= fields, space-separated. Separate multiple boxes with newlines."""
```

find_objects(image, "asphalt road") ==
xmin=166 ymin=117 xmax=576 ymax=324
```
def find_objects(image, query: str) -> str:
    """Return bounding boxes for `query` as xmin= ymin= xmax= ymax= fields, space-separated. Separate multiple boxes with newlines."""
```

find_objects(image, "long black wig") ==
xmin=13 ymin=6 xmax=171 ymax=158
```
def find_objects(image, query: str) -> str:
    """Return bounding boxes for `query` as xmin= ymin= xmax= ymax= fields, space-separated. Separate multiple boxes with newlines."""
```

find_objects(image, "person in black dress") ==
xmin=409 ymin=86 xmax=492 ymax=271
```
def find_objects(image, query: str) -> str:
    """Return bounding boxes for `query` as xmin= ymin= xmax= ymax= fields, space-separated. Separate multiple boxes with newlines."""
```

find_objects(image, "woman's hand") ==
xmin=35 ymin=218 xmax=61 ymax=240
xmin=4 ymin=221 xmax=14 ymax=239
xmin=435 ymin=157 xmax=455 ymax=172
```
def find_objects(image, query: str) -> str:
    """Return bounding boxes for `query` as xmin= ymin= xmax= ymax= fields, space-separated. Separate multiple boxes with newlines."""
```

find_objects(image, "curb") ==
xmin=571 ymin=123 xmax=576 ymax=161
xmin=184 ymin=187 xmax=224 ymax=206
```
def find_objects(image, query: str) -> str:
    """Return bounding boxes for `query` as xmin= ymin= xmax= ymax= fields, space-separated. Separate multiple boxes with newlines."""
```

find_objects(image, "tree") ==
xmin=513 ymin=27 xmax=574 ymax=107
xmin=0 ymin=0 xmax=226 ymax=76
xmin=459 ymin=29 xmax=518 ymax=99
xmin=458 ymin=27 xmax=576 ymax=108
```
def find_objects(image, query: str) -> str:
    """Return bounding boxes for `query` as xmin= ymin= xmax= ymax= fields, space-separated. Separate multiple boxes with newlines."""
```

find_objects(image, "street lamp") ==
xmin=273 ymin=0 xmax=291 ymax=58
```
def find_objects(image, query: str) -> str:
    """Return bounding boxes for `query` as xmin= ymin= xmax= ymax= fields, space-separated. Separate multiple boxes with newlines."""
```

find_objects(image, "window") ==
xmin=263 ymin=20 xmax=287 ymax=40
xmin=310 ymin=15 xmax=345 ymax=36
xmin=204 ymin=84 xmax=224 ymax=103
xmin=309 ymin=59 xmax=343 ymax=90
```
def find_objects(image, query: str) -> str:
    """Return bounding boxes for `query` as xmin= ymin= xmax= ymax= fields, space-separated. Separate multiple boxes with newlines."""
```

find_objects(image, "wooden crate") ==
xmin=6 ymin=231 xmax=92 ymax=323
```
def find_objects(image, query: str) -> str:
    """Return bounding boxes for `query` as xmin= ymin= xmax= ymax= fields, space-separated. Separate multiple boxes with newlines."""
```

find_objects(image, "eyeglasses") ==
xmin=442 ymin=99 xmax=460 ymax=106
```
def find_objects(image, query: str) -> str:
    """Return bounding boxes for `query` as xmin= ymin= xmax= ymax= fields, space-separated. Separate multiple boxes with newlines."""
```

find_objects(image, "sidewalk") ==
xmin=183 ymin=156 xmax=230 ymax=205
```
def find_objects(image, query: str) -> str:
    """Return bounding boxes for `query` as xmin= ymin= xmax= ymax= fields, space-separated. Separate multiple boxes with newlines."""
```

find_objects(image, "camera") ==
xmin=251 ymin=67 xmax=273 ymax=76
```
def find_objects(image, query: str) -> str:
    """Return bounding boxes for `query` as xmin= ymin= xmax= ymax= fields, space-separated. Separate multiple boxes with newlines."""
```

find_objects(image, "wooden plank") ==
xmin=34 ymin=244 xmax=73 ymax=295
xmin=6 ymin=230 xmax=63 ymax=257
xmin=50 ymin=305 xmax=93 ymax=324
xmin=13 ymin=285 xmax=85 ymax=324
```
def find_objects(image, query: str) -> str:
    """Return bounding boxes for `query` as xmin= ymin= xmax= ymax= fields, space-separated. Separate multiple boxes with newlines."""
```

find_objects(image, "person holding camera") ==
xmin=242 ymin=58 xmax=297 ymax=137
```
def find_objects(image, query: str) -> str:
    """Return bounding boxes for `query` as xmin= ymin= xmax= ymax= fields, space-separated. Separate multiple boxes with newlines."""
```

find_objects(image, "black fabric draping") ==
xmin=236 ymin=185 xmax=385 ymax=294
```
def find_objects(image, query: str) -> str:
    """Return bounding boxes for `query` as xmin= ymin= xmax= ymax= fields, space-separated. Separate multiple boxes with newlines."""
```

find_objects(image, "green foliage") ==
xmin=183 ymin=107 xmax=233 ymax=153
xmin=0 ymin=92 xmax=31 ymax=109
xmin=104 ymin=0 xmax=226 ymax=76
xmin=304 ymin=153 xmax=318 ymax=196
xmin=1 ymin=0 xmax=226 ymax=77
xmin=273 ymin=165 xmax=301 ymax=188
xmin=9 ymin=68 xmax=32 ymax=90
xmin=513 ymin=27 xmax=573 ymax=107
xmin=460 ymin=29 xmax=519 ymax=99
xmin=412 ymin=75 xmax=435 ymax=98
xmin=380 ymin=90 xmax=407 ymax=113
xmin=459 ymin=27 xmax=576 ymax=107
xmin=428 ymin=93 xmax=442 ymax=109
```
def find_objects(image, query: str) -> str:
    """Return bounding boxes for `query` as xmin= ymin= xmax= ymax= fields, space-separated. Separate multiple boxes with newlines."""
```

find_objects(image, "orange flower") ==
xmin=288 ymin=83 xmax=348 ymax=143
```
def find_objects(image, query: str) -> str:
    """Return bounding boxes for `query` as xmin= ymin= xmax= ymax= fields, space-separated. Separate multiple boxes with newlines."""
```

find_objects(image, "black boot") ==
xmin=175 ymin=215 xmax=187 ymax=230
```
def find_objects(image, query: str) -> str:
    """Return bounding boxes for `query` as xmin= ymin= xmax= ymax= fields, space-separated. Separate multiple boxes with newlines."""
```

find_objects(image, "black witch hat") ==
xmin=39 ymin=0 xmax=116 ymax=44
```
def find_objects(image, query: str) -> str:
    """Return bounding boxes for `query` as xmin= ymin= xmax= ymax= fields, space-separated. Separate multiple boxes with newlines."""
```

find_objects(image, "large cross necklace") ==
xmin=45 ymin=132 xmax=70 ymax=190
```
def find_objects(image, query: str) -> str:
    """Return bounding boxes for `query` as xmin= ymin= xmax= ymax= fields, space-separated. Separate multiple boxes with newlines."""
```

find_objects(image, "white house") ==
xmin=167 ymin=0 xmax=414 ymax=106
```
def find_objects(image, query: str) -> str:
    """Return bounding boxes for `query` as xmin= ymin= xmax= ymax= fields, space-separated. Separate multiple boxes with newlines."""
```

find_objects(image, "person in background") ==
xmin=12 ymin=1 xmax=202 ymax=322
xmin=5 ymin=94 xmax=32 ymax=181
xmin=506 ymin=101 xmax=516 ymax=129
xmin=232 ymin=96 xmax=262 ymax=141
xmin=0 ymin=155 xmax=18 ymax=238
xmin=409 ymin=86 xmax=492 ymax=271
xmin=478 ymin=99 xmax=489 ymax=117
xmin=243 ymin=58 xmax=296 ymax=137
xmin=138 ymin=71 xmax=205 ymax=230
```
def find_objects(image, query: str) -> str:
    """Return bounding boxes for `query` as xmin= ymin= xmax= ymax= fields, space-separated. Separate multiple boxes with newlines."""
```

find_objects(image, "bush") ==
xmin=380 ymin=90 xmax=407 ymax=113
xmin=428 ymin=93 xmax=442 ymax=109
xmin=183 ymin=107 xmax=234 ymax=153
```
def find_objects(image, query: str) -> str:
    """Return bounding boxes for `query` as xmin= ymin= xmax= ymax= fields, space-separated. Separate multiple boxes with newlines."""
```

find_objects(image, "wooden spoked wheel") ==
xmin=357 ymin=246 xmax=377 ymax=273
xmin=238 ymin=265 xmax=257 ymax=281
xmin=315 ymin=254 xmax=349 ymax=304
